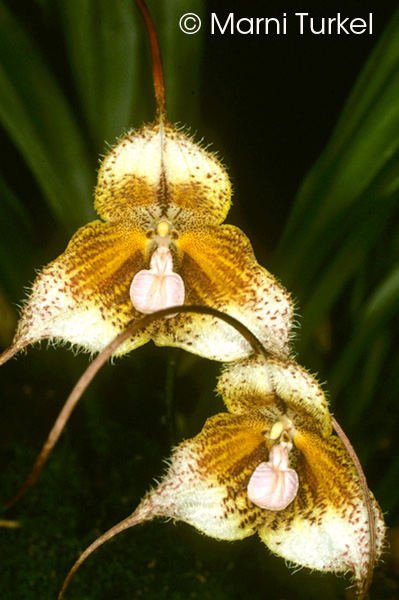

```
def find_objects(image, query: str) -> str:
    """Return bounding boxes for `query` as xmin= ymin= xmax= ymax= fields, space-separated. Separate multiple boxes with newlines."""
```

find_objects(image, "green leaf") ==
xmin=274 ymin=7 xmax=399 ymax=291
xmin=58 ymin=0 xmax=145 ymax=148
xmin=0 ymin=1 xmax=95 ymax=233
xmin=0 ymin=174 xmax=36 ymax=297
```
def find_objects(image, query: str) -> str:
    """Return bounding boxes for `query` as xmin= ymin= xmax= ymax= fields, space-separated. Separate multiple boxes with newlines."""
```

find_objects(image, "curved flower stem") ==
xmin=135 ymin=0 xmax=165 ymax=118
xmin=0 ymin=341 xmax=28 ymax=367
xmin=331 ymin=416 xmax=376 ymax=599
xmin=58 ymin=498 xmax=159 ymax=600
xmin=4 ymin=305 xmax=266 ymax=509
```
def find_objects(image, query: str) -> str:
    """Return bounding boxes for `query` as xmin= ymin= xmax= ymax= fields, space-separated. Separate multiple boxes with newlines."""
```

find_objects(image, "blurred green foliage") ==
xmin=272 ymin=5 xmax=399 ymax=521
xmin=0 ymin=1 xmax=398 ymax=599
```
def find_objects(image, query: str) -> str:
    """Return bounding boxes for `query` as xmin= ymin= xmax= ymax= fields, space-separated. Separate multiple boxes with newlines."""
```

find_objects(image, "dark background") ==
xmin=1 ymin=1 xmax=398 ymax=599
xmin=200 ymin=0 xmax=397 ymax=252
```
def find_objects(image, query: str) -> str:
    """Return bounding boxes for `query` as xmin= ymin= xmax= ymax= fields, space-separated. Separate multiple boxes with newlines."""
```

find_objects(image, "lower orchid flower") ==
xmin=54 ymin=312 xmax=385 ymax=600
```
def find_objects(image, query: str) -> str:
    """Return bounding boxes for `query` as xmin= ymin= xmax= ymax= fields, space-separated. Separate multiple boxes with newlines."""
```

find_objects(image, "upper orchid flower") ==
xmin=0 ymin=1 xmax=292 ymax=368
xmin=58 ymin=350 xmax=385 ymax=600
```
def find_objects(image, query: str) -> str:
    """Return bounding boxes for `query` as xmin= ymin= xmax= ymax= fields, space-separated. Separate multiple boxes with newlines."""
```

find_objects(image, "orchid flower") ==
xmin=0 ymin=0 xmax=292 ymax=369
xmin=57 ymin=340 xmax=385 ymax=600
xmin=1 ymin=0 xmax=293 ymax=511
xmin=0 ymin=3 xmax=386 ymax=597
